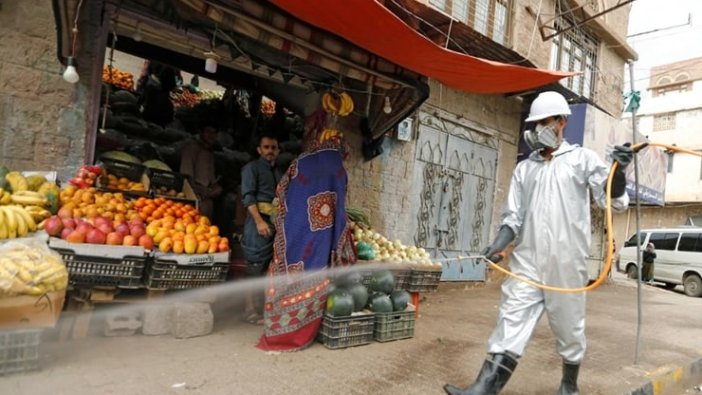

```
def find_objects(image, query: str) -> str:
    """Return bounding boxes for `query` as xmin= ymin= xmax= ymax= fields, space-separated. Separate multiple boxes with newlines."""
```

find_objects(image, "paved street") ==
xmin=2 ymin=272 xmax=702 ymax=394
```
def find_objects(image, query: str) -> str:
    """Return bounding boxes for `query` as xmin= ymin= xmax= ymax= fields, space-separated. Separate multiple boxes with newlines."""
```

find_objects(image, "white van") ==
xmin=616 ymin=228 xmax=702 ymax=297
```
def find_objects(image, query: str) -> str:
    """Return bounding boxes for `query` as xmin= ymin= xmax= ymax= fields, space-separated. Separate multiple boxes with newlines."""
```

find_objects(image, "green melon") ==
xmin=390 ymin=290 xmax=411 ymax=312
xmin=370 ymin=270 xmax=395 ymax=294
xmin=336 ymin=271 xmax=362 ymax=288
xmin=346 ymin=283 xmax=369 ymax=312
xmin=369 ymin=292 xmax=393 ymax=313
xmin=326 ymin=289 xmax=354 ymax=317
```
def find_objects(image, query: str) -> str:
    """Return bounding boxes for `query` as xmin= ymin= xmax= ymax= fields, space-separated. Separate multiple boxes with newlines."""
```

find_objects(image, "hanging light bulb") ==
xmin=383 ymin=96 xmax=392 ymax=114
xmin=204 ymin=51 xmax=219 ymax=74
xmin=62 ymin=56 xmax=80 ymax=84
xmin=132 ymin=22 xmax=143 ymax=42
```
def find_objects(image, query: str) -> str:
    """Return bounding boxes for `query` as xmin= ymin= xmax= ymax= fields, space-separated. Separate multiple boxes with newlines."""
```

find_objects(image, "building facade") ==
xmin=0 ymin=0 xmax=636 ymax=282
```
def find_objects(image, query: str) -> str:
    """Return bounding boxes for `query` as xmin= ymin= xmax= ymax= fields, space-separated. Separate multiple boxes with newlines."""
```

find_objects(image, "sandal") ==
xmin=242 ymin=312 xmax=264 ymax=325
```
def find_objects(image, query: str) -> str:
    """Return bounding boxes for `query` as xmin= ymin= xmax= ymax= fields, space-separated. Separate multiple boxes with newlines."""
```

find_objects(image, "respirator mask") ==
xmin=523 ymin=123 xmax=559 ymax=150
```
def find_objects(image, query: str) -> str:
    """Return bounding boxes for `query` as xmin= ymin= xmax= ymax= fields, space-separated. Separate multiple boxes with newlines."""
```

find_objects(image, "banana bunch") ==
xmin=9 ymin=190 xmax=48 ymax=207
xmin=322 ymin=91 xmax=354 ymax=117
xmin=0 ymin=205 xmax=38 ymax=239
xmin=24 ymin=205 xmax=52 ymax=223
xmin=0 ymin=188 xmax=12 ymax=205
xmin=319 ymin=128 xmax=343 ymax=143
xmin=5 ymin=171 xmax=28 ymax=192
xmin=0 ymin=242 xmax=68 ymax=297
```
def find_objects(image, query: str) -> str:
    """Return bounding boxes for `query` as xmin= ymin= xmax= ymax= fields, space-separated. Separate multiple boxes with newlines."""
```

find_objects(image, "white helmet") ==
xmin=525 ymin=91 xmax=571 ymax=122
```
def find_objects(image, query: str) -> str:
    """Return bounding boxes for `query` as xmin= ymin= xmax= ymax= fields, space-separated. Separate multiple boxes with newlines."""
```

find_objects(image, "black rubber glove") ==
xmin=481 ymin=225 xmax=515 ymax=263
xmin=610 ymin=143 xmax=634 ymax=198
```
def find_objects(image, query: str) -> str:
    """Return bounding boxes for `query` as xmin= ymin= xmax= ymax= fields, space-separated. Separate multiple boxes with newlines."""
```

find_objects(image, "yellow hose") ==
xmin=485 ymin=142 xmax=699 ymax=293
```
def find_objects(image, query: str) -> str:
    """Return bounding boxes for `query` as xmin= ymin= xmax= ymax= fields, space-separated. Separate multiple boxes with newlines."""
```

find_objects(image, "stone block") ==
xmin=103 ymin=311 xmax=143 ymax=337
xmin=142 ymin=304 xmax=173 ymax=336
xmin=170 ymin=303 xmax=214 ymax=339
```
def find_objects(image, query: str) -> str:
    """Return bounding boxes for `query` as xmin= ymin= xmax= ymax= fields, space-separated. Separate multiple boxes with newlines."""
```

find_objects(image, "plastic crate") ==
xmin=0 ymin=329 xmax=42 ymax=375
xmin=147 ymin=168 xmax=184 ymax=191
xmin=51 ymin=248 xmax=146 ymax=289
xmin=99 ymin=157 xmax=146 ymax=182
xmin=406 ymin=268 xmax=442 ymax=293
xmin=373 ymin=307 xmax=415 ymax=342
xmin=317 ymin=313 xmax=374 ymax=349
xmin=145 ymin=259 xmax=229 ymax=290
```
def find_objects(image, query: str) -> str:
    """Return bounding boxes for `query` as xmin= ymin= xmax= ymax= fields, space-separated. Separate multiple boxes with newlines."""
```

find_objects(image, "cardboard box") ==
xmin=0 ymin=291 xmax=66 ymax=329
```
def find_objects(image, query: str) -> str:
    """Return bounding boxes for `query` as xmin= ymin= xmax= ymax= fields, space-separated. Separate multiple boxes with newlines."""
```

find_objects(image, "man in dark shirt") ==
xmin=240 ymin=134 xmax=281 ymax=324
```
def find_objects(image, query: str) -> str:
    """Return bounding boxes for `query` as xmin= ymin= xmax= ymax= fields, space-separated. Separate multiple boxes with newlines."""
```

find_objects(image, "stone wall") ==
xmin=0 ymin=0 xmax=88 ymax=180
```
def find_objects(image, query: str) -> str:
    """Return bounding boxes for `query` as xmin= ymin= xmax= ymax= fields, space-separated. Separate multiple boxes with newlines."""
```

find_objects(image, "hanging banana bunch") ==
xmin=319 ymin=128 xmax=344 ymax=143
xmin=322 ymin=91 xmax=354 ymax=117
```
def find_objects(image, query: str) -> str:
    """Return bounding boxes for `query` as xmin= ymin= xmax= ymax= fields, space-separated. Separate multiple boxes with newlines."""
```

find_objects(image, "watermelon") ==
xmin=370 ymin=270 xmax=395 ymax=294
xmin=356 ymin=241 xmax=375 ymax=260
xmin=336 ymin=271 xmax=362 ymax=288
xmin=326 ymin=289 xmax=354 ymax=317
xmin=346 ymin=283 xmax=369 ymax=312
xmin=390 ymin=290 xmax=411 ymax=312
xmin=368 ymin=292 xmax=393 ymax=313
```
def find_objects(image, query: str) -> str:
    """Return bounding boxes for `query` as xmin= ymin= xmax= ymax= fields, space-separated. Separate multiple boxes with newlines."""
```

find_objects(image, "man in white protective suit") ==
xmin=444 ymin=91 xmax=633 ymax=395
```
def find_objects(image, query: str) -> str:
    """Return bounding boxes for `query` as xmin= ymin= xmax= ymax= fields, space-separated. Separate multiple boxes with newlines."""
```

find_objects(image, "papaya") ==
xmin=26 ymin=175 xmax=48 ymax=191
xmin=38 ymin=182 xmax=60 ymax=214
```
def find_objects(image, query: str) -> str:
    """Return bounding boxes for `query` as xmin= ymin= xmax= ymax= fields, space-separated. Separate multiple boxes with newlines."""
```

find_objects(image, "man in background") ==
xmin=180 ymin=123 xmax=222 ymax=218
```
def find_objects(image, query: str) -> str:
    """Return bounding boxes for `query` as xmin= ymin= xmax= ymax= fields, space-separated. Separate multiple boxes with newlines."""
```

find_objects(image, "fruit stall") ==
xmin=0 ymin=165 xmax=234 ymax=373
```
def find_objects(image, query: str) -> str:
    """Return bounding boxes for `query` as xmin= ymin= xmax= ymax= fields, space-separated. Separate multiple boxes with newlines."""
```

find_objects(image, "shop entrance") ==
xmin=409 ymin=108 xmax=498 ymax=281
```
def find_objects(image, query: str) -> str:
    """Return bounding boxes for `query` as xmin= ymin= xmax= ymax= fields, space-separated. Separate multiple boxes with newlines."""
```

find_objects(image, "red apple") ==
xmin=61 ymin=218 xmax=76 ymax=229
xmin=65 ymin=230 xmax=86 ymax=243
xmin=86 ymin=228 xmax=107 ymax=244
xmin=129 ymin=225 xmax=145 ymax=238
xmin=128 ymin=217 xmax=144 ymax=227
xmin=106 ymin=232 xmax=124 ymax=246
xmin=123 ymin=235 xmax=138 ymax=246
xmin=97 ymin=223 xmax=114 ymax=235
xmin=115 ymin=223 xmax=130 ymax=237
xmin=94 ymin=216 xmax=111 ymax=228
xmin=44 ymin=216 xmax=64 ymax=237
xmin=60 ymin=227 xmax=74 ymax=239
xmin=138 ymin=234 xmax=154 ymax=250
xmin=76 ymin=222 xmax=93 ymax=236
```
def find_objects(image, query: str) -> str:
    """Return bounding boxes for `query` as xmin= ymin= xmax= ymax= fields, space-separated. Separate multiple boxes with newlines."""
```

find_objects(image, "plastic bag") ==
xmin=0 ymin=239 xmax=68 ymax=298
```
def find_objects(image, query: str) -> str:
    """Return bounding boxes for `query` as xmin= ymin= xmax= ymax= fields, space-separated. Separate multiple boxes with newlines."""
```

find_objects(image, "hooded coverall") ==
xmin=487 ymin=141 xmax=629 ymax=363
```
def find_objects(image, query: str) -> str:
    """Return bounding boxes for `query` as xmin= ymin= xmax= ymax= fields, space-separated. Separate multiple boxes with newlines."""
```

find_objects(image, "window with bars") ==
xmin=548 ymin=7 xmax=599 ymax=98
xmin=653 ymin=113 xmax=676 ymax=131
xmin=428 ymin=0 xmax=511 ymax=45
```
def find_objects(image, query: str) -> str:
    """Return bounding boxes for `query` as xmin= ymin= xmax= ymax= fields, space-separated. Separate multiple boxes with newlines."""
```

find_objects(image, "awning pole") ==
xmin=627 ymin=60 xmax=644 ymax=365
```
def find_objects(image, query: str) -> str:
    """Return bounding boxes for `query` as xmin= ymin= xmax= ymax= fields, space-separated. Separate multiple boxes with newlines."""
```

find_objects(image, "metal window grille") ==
xmin=551 ymin=6 xmax=599 ymax=98
xmin=428 ymin=0 xmax=512 ymax=45
xmin=653 ymin=113 xmax=676 ymax=132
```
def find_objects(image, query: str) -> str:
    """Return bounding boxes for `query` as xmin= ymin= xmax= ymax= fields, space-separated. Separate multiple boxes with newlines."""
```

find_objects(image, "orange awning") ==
xmin=269 ymin=0 xmax=575 ymax=94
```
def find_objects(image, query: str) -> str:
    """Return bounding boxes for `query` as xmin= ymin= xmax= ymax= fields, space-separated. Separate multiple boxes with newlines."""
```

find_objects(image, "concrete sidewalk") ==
xmin=2 ymin=274 xmax=702 ymax=394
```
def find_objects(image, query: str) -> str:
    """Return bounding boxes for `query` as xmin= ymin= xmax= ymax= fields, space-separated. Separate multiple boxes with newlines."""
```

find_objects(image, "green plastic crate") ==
xmin=318 ymin=313 xmax=374 ymax=349
xmin=373 ymin=307 xmax=415 ymax=342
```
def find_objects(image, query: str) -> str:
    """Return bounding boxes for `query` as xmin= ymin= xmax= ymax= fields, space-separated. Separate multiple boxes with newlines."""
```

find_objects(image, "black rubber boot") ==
xmin=556 ymin=363 xmax=580 ymax=395
xmin=443 ymin=353 xmax=518 ymax=395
